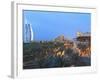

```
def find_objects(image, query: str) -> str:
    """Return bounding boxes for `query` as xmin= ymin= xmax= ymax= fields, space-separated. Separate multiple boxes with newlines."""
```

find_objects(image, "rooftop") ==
xmin=77 ymin=32 xmax=90 ymax=37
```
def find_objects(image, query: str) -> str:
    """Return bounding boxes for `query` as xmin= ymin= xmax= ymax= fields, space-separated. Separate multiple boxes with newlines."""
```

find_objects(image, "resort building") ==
xmin=76 ymin=32 xmax=91 ymax=42
xmin=54 ymin=35 xmax=65 ymax=42
xmin=75 ymin=32 xmax=91 ymax=57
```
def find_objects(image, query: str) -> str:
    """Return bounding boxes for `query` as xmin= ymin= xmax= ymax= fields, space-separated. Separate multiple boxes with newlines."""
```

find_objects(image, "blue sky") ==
xmin=23 ymin=10 xmax=91 ymax=41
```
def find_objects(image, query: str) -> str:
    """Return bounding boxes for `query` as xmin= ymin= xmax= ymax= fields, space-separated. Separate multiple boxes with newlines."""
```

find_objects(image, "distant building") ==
xmin=54 ymin=35 xmax=74 ymax=48
xmin=75 ymin=32 xmax=91 ymax=57
xmin=76 ymin=32 xmax=91 ymax=42
xmin=23 ymin=24 xmax=33 ymax=43
xmin=54 ymin=35 xmax=65 ymax=42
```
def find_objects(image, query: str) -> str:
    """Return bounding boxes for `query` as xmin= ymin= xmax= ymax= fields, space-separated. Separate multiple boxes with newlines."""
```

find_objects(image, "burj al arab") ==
xmin=23 ymin=21 xmax=34 ymax=43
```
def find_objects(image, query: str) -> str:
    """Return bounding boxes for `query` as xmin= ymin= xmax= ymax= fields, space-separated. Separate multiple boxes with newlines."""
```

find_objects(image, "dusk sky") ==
xmin=23 ymin=10 xmax=91 ymax=41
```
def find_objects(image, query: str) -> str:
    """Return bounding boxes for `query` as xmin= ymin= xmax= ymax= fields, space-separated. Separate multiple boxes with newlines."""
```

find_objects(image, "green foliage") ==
xmin=23 ymin=41 xmax=90 ymax=69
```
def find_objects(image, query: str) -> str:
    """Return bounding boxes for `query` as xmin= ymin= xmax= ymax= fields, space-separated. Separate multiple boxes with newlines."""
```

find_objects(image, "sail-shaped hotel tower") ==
xmin=23 ymin=23 xmax=33 ymax=43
